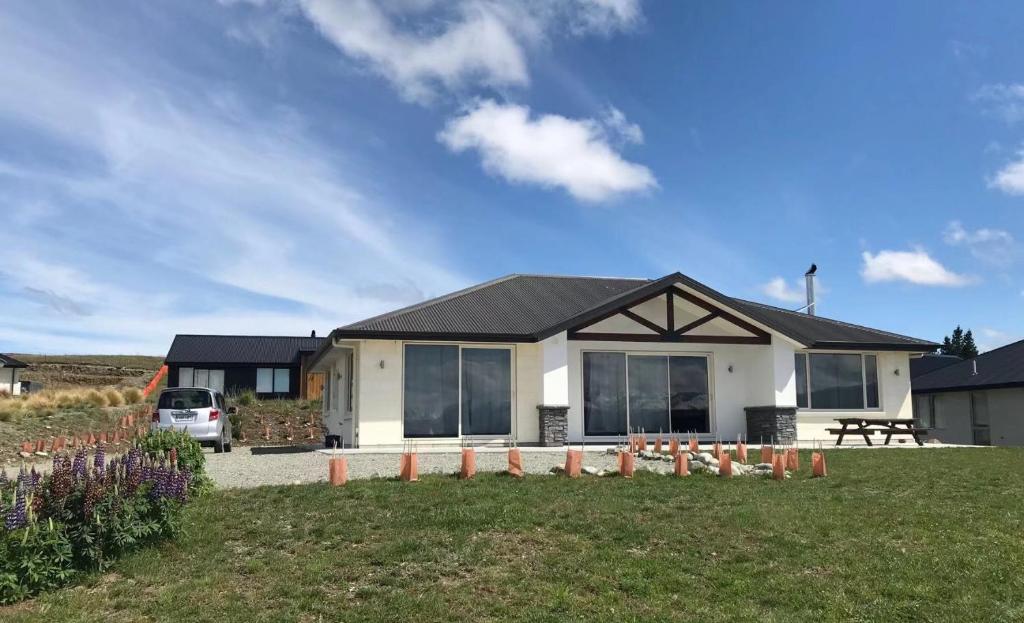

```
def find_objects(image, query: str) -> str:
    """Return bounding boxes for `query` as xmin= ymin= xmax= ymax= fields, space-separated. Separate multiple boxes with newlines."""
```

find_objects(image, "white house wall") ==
xmin=795 ymin=351 xmax=913 ymax=441
xmin=1 ymin=368 xmax=20 ymax=395
xmin=924 ymin=388 xmax=1024 ymax=446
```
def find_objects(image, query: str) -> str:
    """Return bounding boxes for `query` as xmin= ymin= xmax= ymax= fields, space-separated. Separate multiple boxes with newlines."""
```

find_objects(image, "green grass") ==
xmin=4 ymin=448 xmax=1024 ymax=622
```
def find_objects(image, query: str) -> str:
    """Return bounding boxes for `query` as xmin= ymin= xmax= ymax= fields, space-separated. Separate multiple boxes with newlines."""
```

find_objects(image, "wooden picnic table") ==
xmin=827 ymin=418 xmax=928 ymax=447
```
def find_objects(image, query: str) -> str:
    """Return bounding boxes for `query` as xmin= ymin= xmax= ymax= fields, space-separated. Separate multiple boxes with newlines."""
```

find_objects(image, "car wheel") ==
xmin=214 ymin=430 xmax=225 ymax=453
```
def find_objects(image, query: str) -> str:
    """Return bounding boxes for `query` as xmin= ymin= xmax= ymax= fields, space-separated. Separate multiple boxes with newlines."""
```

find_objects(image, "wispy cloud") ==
xmin=438 ymin=99 xmax=656 ymax=202
xmin=977 ymin=328 xmax=1021 ymax=353
xmin=989 ymin=149 xmax=1024 ymax=196
xmin=943 ymin=221 xmax=1018 ymax=266
xmin=972 ymin=83 xmax=1024 ymax=124
xmin=292 ymin=0 xmax=641 ymax=104
xmin=860 ymin=248 xmax=973 ymax=287
xmin=758 ymin=277 xmax=805 ymax=304
xmin=0 ymin=5 xmax=464 ymax=353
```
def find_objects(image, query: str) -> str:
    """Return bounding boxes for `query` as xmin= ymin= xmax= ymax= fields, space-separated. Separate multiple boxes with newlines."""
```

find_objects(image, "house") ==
xmin=0 ymin=354 xmax=28 ymax=396
xmin=910 ymin=353 xmax=961 ymax=379
xmin=308 ymin=273 xmax=937 ymax=448
xmin=165 ymin=334 xmax=326 ymax=398
xmin=912 ymin=339 xmax=1024 ymax=446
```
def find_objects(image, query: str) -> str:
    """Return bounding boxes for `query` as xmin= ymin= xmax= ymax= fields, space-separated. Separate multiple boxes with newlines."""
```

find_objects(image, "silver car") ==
xmin=153 ymin=387 xmax=234 ymax=453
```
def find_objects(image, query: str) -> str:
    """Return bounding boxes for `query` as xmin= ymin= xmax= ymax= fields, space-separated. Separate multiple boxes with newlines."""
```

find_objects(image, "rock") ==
xmin=753 ymin=463 xmax=773 ymax=470
xmin=661 ymin=454 xmax=675 ymax=462
xmin=18 ymin=451 xmax=32 ymax=459
xmin=605 ymin=447 xmax=619 ymax=455
xmin=596 ymin=469 xmax=611 ymax=477
xmin=696 ymin=452 xmax=714 ymax=464
xmin=732 ymin=463 xmax=747 ymax=476
xmin=689 ymin=461 xmax=707 ymax=473
xmin=551 ymin=464 xmax=565 ymax=474
xmin=707 ymin=466 xmax=720 ymax=476
xmin=582 ymin=465 xmax=600 ymax=475
xmin=34 ymin=451 xmax=48 ymax=457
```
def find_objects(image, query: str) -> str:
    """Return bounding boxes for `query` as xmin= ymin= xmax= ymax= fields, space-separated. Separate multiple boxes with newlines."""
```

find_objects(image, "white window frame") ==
xmin=580 ymin=349 xmax=716 ymax=439
xmin=256 ymin=368 xmax=274 ymax=393
xmin=400 ymin=342 xmax=516 ymax=441
xmin=795 ymin=351 xmax=883 ymax=412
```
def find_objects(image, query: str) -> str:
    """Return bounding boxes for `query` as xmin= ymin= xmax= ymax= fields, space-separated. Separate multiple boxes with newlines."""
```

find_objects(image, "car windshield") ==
xmin=159 ymin=389 xmax=212 ymax=410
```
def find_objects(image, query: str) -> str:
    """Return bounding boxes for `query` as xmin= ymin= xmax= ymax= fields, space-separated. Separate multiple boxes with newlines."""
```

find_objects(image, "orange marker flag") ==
xmin=674 ymin=452 xmax=689 ymax=477
xmin=760 ymin=444 xmax=772 ymax=464
xmin=36 ymin=439 xmax=45 ymax=453
xmin=653 ymin=434 xmax=663 ymax=454
xmin=712 ymin=441 xmax=723 ymax=459
xmin=688 ymin=436 xmax=699 ymax=453
xmin=812 ymin=446 xmax=827 ymax=478
xmin=329 ymin=456 xmax=348 ymax=486
xmin=21 ymin=441 xmax=33 ymax=454
xmin=460 ymin=448 xmax=477 ymax=479
xmin=737 ymin=441 xmax=748 ymax=464
xmin=720 ymin=452 xmax=733 ymax=477
xmin=668 ymin=437 xmax=680 ymax=456
xmin=400 ymin=451 xmax=418 ymax=482
xmin=508 ymin=448 xmax=524 ymax=478
xmin=564 ymin=449 xmax=582 ymax=478
xmin=772 ymin=453 xmax=786 ymax=480
xmin=618 ymin=450 xmax=635 ymax=478
xmin=786 ymin=447 xmax=799 ymax=471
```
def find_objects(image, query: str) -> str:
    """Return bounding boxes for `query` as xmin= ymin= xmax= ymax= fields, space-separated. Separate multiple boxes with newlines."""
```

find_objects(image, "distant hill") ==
xmin=11 ymin=354 xmax=165 ymax=390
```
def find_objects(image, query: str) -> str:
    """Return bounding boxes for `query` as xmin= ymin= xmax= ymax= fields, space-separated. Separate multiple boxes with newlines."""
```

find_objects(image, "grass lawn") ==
xmin=4 ymin=448 xmax=1024 ymax=622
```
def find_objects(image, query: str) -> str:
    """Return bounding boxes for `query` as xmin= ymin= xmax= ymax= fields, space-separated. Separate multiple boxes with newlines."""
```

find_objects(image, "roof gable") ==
xmin=0 ymin=354 xmax=28 ymax=368
xmin=330 ymin=273 xmax=937 ymax=351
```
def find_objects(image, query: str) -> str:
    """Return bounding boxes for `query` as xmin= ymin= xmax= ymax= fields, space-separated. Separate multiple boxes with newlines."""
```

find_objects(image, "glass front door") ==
xmin=583 ymin=352 xmax=711 ymax=436
xmin=971 ymin=392 xmax=990 ymax=446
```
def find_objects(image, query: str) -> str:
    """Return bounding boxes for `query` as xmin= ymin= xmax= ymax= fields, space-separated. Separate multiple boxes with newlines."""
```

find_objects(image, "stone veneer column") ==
xmin=537 ymin=405 xmax=569 ymax=447
xmin=744 ymin=405 xmax=798 ymax=445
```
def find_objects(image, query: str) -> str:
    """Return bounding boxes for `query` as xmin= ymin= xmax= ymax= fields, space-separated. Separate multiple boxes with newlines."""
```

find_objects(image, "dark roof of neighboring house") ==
xmin=328 ymin=273 xmax=938 ymax=351
xmin=910 ymin=354 xmax=962 ymax=379
xmin=0 ymin=354 xmax=28 ymax=368
xmin=913 ymin=339 xmax=1024 ymax=393
xmin=165 ymin=335 xmax=326 ymax=366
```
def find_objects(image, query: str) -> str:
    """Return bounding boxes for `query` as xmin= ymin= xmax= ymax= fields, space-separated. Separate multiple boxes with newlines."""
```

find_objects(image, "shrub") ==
xmin=234 ymin=389 xmax=255 ymax=407
xmin=122 ymin=388 xmax=144 ymax=404
xmin=84 ymin=390 xmax=108 ymax=408
xmin=229 ymin=409 xmax=242 ymax=440
xmin=136 ymin=429 xmax=212 ymax=494
xmin=0 ymin=444 xmax=192 ymax=604
xmin=103 ymin=389 xmax=125 ymax=407
xmin=55 ymin=391 xmax=86 ymax=409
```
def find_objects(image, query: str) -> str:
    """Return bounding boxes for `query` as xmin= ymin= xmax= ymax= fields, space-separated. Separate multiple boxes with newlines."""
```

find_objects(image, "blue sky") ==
xmin=1 ymin=1 xmax=1023 ymax=355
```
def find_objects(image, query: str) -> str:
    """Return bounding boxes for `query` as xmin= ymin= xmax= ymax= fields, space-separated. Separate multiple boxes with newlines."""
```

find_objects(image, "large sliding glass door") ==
xmin=583 ymin=351 xmax=711 ymax=436
xmin=403 ymin=344 xmax=513 ymax=438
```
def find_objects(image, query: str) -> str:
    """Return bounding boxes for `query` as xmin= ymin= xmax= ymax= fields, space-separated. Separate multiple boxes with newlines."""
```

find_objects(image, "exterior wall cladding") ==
xmin=166 ymin=364 xmax=302 ymax=399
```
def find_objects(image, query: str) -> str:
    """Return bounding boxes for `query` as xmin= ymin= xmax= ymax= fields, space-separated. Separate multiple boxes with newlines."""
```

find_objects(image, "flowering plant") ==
xmin=1 ymin=434 xmax=202 ymax=604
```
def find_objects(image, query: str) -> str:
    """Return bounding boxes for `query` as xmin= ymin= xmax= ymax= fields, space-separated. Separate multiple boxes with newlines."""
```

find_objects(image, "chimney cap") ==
xmin=311 ymin=330 xmax=316 ymax=338
xmin=805 ymin=263 xmax=817 ymax=276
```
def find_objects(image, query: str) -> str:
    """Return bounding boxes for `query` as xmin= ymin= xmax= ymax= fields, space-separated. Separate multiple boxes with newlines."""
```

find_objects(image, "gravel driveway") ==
xmin=205 ymin=447 xmax=624 ymax=488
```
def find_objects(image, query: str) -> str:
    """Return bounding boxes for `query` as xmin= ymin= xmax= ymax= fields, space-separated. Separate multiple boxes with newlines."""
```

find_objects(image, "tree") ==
xmin=940 ymin=325 xmax=979 ymax=359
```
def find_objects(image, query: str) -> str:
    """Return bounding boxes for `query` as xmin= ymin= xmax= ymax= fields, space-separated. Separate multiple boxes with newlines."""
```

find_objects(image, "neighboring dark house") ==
xmin=912 ymin=339 xmax=1024 ymax=446
xmin=910 ymin=353 xmax=961 ymax=379
xmin=0 ymin=354 xmax=28 ymax=396
xmin=165 ymin=335 xmax=326 ymax=399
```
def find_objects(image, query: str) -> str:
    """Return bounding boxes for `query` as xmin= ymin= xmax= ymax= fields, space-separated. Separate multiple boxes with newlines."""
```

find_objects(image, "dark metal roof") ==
xmin=910 ymin=354 xmax=962 ymax=379
xmin=165 ymin=335 xmax=326 ymax=365
xmin=0 ymin=354 xmax=28 ymax=368
xmin=330 ymin=273 xmax=938 ymax=351
xmin=913 ymin=339 xmax=1024 ymax=393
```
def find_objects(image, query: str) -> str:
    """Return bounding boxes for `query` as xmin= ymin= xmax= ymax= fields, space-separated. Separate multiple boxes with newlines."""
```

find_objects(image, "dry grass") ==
xmin=104 ymin=388 xmax=125 ymax=407
xmin=122 ymin=388 xmax=144 ymax=404
xmin=84 ymin=389 xmax=108 ymax=408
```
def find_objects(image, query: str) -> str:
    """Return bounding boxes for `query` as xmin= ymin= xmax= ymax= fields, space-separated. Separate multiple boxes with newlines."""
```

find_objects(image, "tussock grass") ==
xmin=83 ymin=389 xmax=108 ymax=408
xmin=122 ymin=388 xmax=144 ymax=404
xmin=103 ymin=388 xmax=125 ymax=407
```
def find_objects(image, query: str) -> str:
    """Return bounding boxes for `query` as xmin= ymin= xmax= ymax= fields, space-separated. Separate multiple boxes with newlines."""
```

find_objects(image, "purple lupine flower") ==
xmin=29 ymin=467 xmax=40 ymax=489
xmin=5 ymin=487 xmax=27 ymax=530
xmin=72 ymin=447 xmax=88 ymax=481
xmin=16 ymin=466 xmax=29 ymax=491
xmin=93 ymin=443 xmax=106 ymax=476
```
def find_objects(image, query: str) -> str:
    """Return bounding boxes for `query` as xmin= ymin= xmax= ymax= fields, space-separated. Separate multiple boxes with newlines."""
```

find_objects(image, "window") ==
xmin=793 ymin=353 xmax=880 ymax=410
xmin=178 ymin=367 xmax=194 ymax=388
xmin=582 ymin=352 xmax=710 ymax=436
xmin=256 ymin=368 xmax=273 ymax=393
xmin=971 ymin=392 xmax=990 ymax=446
xmin=913 ymin=394 xmax=935 ymax=428
xmin=158 ymin=389 xmax=212 ymax=410
xmin=403 ymin=345 xmax=512 ymax=438
xmin=273 ymin=368 xmax=290 ymax=393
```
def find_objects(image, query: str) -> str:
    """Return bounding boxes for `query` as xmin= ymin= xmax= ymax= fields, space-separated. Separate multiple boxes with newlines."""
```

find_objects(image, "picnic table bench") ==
xmin=828 ymin=418 xmax=928 ymax=447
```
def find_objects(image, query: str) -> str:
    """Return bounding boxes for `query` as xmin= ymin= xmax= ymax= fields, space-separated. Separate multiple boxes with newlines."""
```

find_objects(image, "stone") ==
xmin=18 ymin=451 xmax=32 ymax=459
xmin=689 ymin=461 xmax=707 ymax=473
xmin=744 ymin=405 xmax=798 ymax=445
xmin=551 ymin=464 xmax=565 ymax=474
xmin=753 ymin=463 xmax=773 ymax=470
xmin=582 ymin=466 xmax=600 ymax=475
xmin=707 ymin=466 xmax=720 ymax=476
xmin=696 ymin=452 xmax=714 ymax=464
xmin=34 ymin=451 xmax=48 ymax=457
xmin=537 ymin=405 xmax=569 ymax=447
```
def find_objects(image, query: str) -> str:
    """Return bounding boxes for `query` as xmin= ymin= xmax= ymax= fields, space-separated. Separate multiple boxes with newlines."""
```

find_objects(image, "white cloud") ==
xmin=602 ymin=106 xmax=644 ymax=144
xmin=292 ymin=0 xmax=641 ymax=103
xmin=989 ymin=150 xmax=1024 ymax=196
xmin=438 ymin=99 xmax=656 ymax=202
xmin=860 ymin=248 xmax=973 ymax=287
xmin=973 ymin=83 xmax=1024 ymax=124
xmin=759 ymin=277 xmax=806 ymax=304
xmin=978 ymin=328 xmax=1021 ymax=353
xmin=943 ymin=221 xmax=1017 ymax=266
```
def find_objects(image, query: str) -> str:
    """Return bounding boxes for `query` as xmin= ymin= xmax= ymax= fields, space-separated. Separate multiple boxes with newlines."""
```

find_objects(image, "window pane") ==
xmin=670 ymin=356 xmax=710 ymax=433
xmin=913 ymin=395 xmax=933 ymax=428
xmin=404 ymin=345 xmax=459 ymax=438
xmin=627 ymin=356 xmax=669 ymax=434
xmin=159 ymin=389 xmax=212 ymax=409
xmin=273 ymin=368 xmax=290 ymax=393
xmin=809 ymin=354 xmax=864 ymax=409
xmin=583 ymin=352 xmax=627 ymax=435
xmin=194 ymin=368 xmax=210 ymax=389
xmin=178 ymin=367 xmax=193 ymax=388
xmin=864 ymin=355 xmax=878 ymax=408
xmin=461 ymin=348 xmax=511 ymax=436
xmin=256 ymin=368 xmax=273 ymax=393
xmin=971 ymin=392 xmax=989 ymax=426
xmin=794 ymin=354 xmax=808 ymax=408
